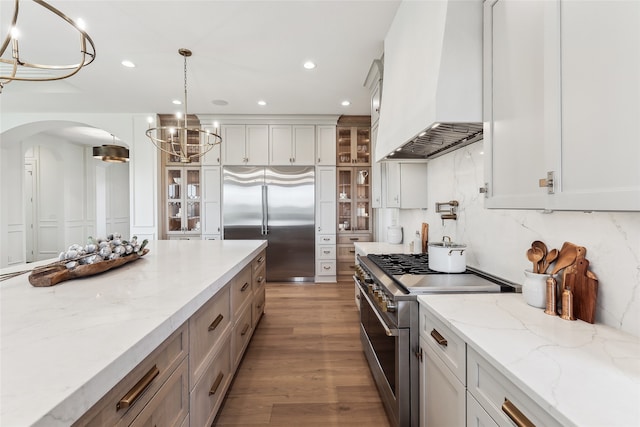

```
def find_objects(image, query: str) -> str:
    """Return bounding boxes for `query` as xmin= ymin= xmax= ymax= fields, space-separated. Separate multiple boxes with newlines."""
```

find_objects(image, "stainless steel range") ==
xmin=354 ymin=253 xmax=516 ymax=427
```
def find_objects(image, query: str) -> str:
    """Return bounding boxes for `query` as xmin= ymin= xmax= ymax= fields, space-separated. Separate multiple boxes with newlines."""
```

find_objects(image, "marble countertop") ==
xmin=0 ymin=239 xmax=267 ymax=427
xmin=418 ymin=293 xmax=640 ymax=427
xmin=354 ymin=242 xmax=406 ymax=256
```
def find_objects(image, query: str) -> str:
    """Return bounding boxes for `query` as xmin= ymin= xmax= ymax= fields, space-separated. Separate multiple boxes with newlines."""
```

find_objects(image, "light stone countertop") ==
xmin=418 ymin=293 xmax=640 ymax=427
xmin=354 ymin=242 xmax=406 ymax=257
xmin=0 ymin=239 xmax=267 ymax=427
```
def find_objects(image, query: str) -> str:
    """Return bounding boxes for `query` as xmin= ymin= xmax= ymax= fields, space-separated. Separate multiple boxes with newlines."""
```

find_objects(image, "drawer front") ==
xmin=252 ymin=250 xmax=266 ymax=274
xmin=419 ymin=306 xmax=466 ymax=384
xmin=316 ymin=234 xmax=336 ymax=245
xmin=253 ymin=263 xmax=266 ymax=294
xmin=467 ymin=347 xmax=563 ymax=427
xmin=317 ymin=245 xmax=336 ymax=259
xmin=232 ymin=304 xmax=253 ymax=369
xmin=467 ymin=391 xmax=499 ymax=427
xmin=337 ymin=234 xmax=372 ymax=244
xmin=231 ymin=264 xmax=253 ymax=317
xmin=337 ymin=260 xmax=357 ymax=276
xmin=127 ymin=358 xmax=189 ymax=427
xmin=74 ymin=324 xmax=188 ymax=427
xmin=189 ymin=286 xmax=231 ymax=384
xmin=190 ymin=336 xmax=232 ymax=427
xmin=253 ymin=285 xmax=266 ymax=328
xmin=337 ymin=244 xmax=357 ymax=259
xmin=317 ymin=260 xmax=336 ymax=276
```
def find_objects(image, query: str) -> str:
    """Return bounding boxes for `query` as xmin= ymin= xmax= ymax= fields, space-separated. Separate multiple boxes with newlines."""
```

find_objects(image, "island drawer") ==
xmin=73 ymin=323 xmax=188 ymax=427
xmin=189 ymin=286 xmax=231 ymax=384
xmin=467 ymin=346 xmax=563 ymax=427
xmin=231 ymin=264 xmax=253 ymax=317
xmin=232 ymin=304 xmax=253 ymax=370
xmin=419 ymin=305 xmax=466 ymax=384
xmin=190 ymin=336 xmax=232 ymax=427
xmin=252 ymin=250 xmax=266 ymax=274
xmin=317 ymin=260 xmax=337 ymax=276
xmin=253 ymin=262 xmax=266 ymax=294
xmin=253 ymin=285 xmax=266 ymax=328
xmin=128 ymin=358 xmax=189 ymax=427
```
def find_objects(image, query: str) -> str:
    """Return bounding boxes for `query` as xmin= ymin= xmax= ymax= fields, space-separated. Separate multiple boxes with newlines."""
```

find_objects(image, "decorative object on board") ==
xmin=22 ymin=233 xmax=148 ymax=287
xmin=524 ymin=240 xmax=599 ymax=323
xmin=145 ymin=48 xmax=222 ymax=163
xmin=0 ymin=0 xmax=96 ymax=93
xmin=92 ymin=134 xmax=129 ymax=163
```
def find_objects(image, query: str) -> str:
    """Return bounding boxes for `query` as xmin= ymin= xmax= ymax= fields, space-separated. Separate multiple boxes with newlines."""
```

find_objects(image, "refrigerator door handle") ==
xmin=261 ymin=184 xmax=268 ymax=235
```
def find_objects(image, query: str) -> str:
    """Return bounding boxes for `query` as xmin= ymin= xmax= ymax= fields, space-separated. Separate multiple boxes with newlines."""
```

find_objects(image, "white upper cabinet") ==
xmin=383 ymin=162 xmax=428 ymax=209
xmin=269 ymin=125 xmax=315 ymax=165
xmin=484 ymin=0 xmax=640 ymax=211
xmin=222 ymin=125 xmax=269 ymax=165
xmin=316 ymin=125 xmax=337 ymax=165
xmin=200 ymin=126 xmax=222 ymax=166
xmin=201 ymin=166 xmax=221 ymax=237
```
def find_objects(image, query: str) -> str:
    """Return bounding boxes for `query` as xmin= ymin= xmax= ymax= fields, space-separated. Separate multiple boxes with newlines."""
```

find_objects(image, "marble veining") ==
xmin=418 ymin=293 xmax=640 ymax=427
xmin=0 ymin=239 xmax=267 ymax=427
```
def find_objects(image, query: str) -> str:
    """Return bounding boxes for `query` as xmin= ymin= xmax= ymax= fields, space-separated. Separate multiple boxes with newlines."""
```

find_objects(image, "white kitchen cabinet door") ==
xmin=371 ymin=125 xmax=382 ymax=208
xmin=316 ymin=166 xmax=337 ymax=235
xmin=269 ymin=125 xmax=293 ymax=165
xmin=292 ymin=125 xmax=315 ymax=165
xmin=548 ymin=0 xmax=640 ymax=211
xmin=384 ymin=162 xmax=400 ymax=208
xmin=316 ymin=125 xmax=336 ymax=165
xmin=201 ymin=166 xmax=221 ymax=236
xmin=245 ymin=125 xmax=269 ymax=165
xmin=200 ymin=126 xmax=222 ymax=166
xmin=383 ymin=162 xmax=428 ymax=209
xmin=483 ymin=0 xmax=547 ymax=209
xmin=419 ymin=337 xmax=465 ymax=427
xmin=467 ymin=392 xmax=499 ymax=427
xmin=221 ymin=125 xmax=247 ymax=165
xmin=484 ymin=0 xmax=640 ymax=211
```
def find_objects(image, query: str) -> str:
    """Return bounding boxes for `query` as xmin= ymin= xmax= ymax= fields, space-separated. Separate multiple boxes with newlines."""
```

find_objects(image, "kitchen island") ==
xmin=418 ymin=293 xmax=640 ymax=427
xmin=0 ymin=239 xmax=267 ymax=427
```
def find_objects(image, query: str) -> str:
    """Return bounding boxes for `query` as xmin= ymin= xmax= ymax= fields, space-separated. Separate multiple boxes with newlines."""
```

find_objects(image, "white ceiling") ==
xmin=1 ymin=0 xmax=400 ymax=119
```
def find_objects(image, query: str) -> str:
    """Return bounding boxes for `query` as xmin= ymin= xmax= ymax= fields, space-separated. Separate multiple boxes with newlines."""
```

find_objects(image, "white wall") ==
xmin=380 ymin=141 xmax=640 ymax=337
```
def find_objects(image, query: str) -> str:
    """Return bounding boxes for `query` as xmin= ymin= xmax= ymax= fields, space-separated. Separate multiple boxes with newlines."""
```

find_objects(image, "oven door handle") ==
xmin=360 ymin=285 xmax=398 ymax=337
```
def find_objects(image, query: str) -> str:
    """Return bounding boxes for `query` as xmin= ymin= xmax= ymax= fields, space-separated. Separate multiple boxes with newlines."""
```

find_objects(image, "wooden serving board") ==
xmin=421 ymin=223 xmax=429 ymax=253
xmin=562 ymin=249 xmax=598 ymax=323
xmin=28 ymin=249 xmax=150 ymax=287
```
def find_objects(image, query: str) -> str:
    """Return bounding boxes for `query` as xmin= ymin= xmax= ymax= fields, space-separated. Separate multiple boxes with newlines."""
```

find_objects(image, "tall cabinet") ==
xmin=336 ymin=117 xmax=372 ymax=281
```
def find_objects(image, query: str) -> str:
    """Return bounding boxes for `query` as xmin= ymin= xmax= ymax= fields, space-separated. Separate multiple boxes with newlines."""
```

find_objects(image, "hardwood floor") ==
xmin=213 ymin=282 xmax=392 ymax=427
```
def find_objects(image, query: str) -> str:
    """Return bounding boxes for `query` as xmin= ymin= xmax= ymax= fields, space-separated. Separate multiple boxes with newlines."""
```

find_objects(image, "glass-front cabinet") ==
xmin=337 ymin=167 xmax=371 ymax=233
xmin=337 ymin=126 xmax=371 ymax=166
xmin=166 ymin=167 xmax=201 ymax=238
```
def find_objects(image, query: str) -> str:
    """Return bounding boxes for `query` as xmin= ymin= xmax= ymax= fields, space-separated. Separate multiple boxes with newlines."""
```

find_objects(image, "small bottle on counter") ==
xmin=413 ymin=231 xmax=422 ymax=254
xmin=560 ymin=286 xmax=576 ymax=320
xmin=544 ymin=277 xmax=557 ymax=316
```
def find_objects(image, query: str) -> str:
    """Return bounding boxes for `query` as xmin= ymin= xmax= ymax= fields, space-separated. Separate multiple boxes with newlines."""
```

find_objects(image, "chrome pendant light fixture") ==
xmin=146 ymin=48 xmax=222 ymax=163
xmin=93 ymin=134 xmax=129 ymax=163
xmin=0 ymin=0 xmax=96 ymax=92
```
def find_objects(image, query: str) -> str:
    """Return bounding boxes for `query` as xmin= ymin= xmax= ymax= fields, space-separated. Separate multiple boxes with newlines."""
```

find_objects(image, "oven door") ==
xmin=356 ymin=279 xmax=410 ymax=427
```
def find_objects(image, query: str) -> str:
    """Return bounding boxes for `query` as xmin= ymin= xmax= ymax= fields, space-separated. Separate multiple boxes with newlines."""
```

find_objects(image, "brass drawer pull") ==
xmin=208 ymin=314 xmax=224 ymax=331
xmin=241 ymin=323 xmax=250 ymax=336
xmin=240 ymin=282 xmax=250 ymax=292
xmin=117 ymin=365 xmax=159 ymax=411
xmin=350 ymin=237 xmax=359 ymax=241
xmin=256 ymin=276 xmax=264 ymax=283
xmin=430 ymin=329 xmax=448 ymax=347
xmin=502 ymin=398 xmax=535 ymax=427
xmin=257 ymin=256 xmax=265 ymax=263
xmin=209 ymin=372 xmax=224 ymax=396
xmin=349 ymin=249 xmax=355 ymax=253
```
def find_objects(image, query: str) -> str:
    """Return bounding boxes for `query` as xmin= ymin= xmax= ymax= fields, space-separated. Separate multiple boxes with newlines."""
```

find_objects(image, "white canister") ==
xmin=387 ymin=226 xmax=403 ymax=244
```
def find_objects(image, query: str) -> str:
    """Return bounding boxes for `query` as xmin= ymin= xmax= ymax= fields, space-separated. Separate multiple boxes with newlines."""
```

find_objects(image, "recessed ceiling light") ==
xmin=172 ymin=99 xmax=182 ymax=105
xmin=212 ymin=99 xmax=229 ymax=106
xmin=121 ymin=60 xmax=135 ymax=68
xmin=303 ymin=61 xmax=316 ymax=70
xmin=257 ymin=100 xmax=267 ymax=106
xmin=341 ymin=100 xmax=351 ymax=106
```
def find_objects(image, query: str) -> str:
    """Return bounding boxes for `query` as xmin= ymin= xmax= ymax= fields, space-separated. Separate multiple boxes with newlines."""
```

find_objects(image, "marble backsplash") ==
xmin=380 ymin=141 xmax=640 ymax=337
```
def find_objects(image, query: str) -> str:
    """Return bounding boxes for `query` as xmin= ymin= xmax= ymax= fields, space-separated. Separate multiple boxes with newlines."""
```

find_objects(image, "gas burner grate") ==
xmin=367 ymin=253 xmax=457 ymax=276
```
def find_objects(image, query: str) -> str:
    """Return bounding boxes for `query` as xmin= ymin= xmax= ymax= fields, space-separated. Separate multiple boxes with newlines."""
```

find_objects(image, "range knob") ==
xmin=386 ymin=300 xmax=397 ymax=313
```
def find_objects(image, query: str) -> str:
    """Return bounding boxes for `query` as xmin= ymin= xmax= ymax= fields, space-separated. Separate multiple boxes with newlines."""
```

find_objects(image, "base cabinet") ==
xmin=467 ymin=392 xmax=499 ymax=427
xmin=76 ymin=251 xmax=266 ymax=427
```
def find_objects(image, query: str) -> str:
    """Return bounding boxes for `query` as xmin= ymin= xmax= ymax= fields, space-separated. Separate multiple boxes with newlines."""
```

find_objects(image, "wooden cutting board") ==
xmin=421 ymin=223 xmax=429 ymax=253
xmin=562 ymin=248 xmax=598 ymax=323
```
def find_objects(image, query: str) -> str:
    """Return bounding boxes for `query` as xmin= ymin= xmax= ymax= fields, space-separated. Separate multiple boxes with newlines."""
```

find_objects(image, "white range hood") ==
xmin=375 ymin=0 xmax=482 ymax=162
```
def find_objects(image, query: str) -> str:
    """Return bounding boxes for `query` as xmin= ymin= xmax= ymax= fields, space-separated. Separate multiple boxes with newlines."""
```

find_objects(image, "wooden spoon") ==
xmin=540 ymin=248 xmax=558 ymax=274
xmin=551 ymin=245 xmax=577 ymax=275
xmin=526 ymin=247 xmax=544 ymax=273
xmin=531 ymin=241 xmax=547 ymax=273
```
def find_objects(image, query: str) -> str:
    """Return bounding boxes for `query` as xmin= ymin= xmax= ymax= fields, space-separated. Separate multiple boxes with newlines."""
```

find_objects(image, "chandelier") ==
xmin=0 ymin=0 xmax=96 ymax=92
xmin=146 ymin=48 xmax=222 ymax=163
xmin=93 ymin=134 xmax=129 ymax=163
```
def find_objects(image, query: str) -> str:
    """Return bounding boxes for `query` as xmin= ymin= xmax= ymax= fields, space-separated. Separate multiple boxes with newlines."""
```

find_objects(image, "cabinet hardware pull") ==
xmin=323 ymin=250 xmax=331 ymax=254
xmin=117 ymin=365 xmax=160 ymax=411
xmin=430 ymin=329 xmax=448 ymax=347
xmin=209 ymin=372 xmax=224 ymax=396
xmin=349 ymin=249 xmax=355 ymax=253
xmin=257 ymin=276 xmax=264 ymax=283
xmin=240 ymin=282 xmax=250 ymax=292
xmin=241 ymin=323 xmax=250 ymax=336
xmin=323 ymin=265 xmax=331 ymax=270
xmin=502 ymin=398 xmax=535 ymax=427
xmin=415 ymin=347 xmax=423 ymax=362
xmin=208 ymin=314 xmax=224 ymax=331
xmin=257 ymin=256 xmax=265 ymax=263
xmin=350 ymin=237 xmax=359 ymax=241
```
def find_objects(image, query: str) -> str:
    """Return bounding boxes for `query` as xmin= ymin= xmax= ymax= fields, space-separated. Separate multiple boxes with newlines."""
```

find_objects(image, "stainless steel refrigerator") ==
xmin=223 ymin=166 xmax=315 ymax=282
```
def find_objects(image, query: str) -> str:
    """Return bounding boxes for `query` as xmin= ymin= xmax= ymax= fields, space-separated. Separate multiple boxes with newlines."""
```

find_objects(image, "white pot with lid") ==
xmin=428 ymin=238 xmax=467 ymax=273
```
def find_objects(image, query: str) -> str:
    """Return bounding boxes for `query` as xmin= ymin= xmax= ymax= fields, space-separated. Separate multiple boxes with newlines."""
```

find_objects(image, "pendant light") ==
xmin=93 ymin=134 xmax=129 ymax=163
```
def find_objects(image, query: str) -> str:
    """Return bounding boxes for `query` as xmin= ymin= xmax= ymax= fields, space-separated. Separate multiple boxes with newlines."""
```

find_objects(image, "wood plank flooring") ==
xmin=213 ymin=282 xmax=392 ymax=427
